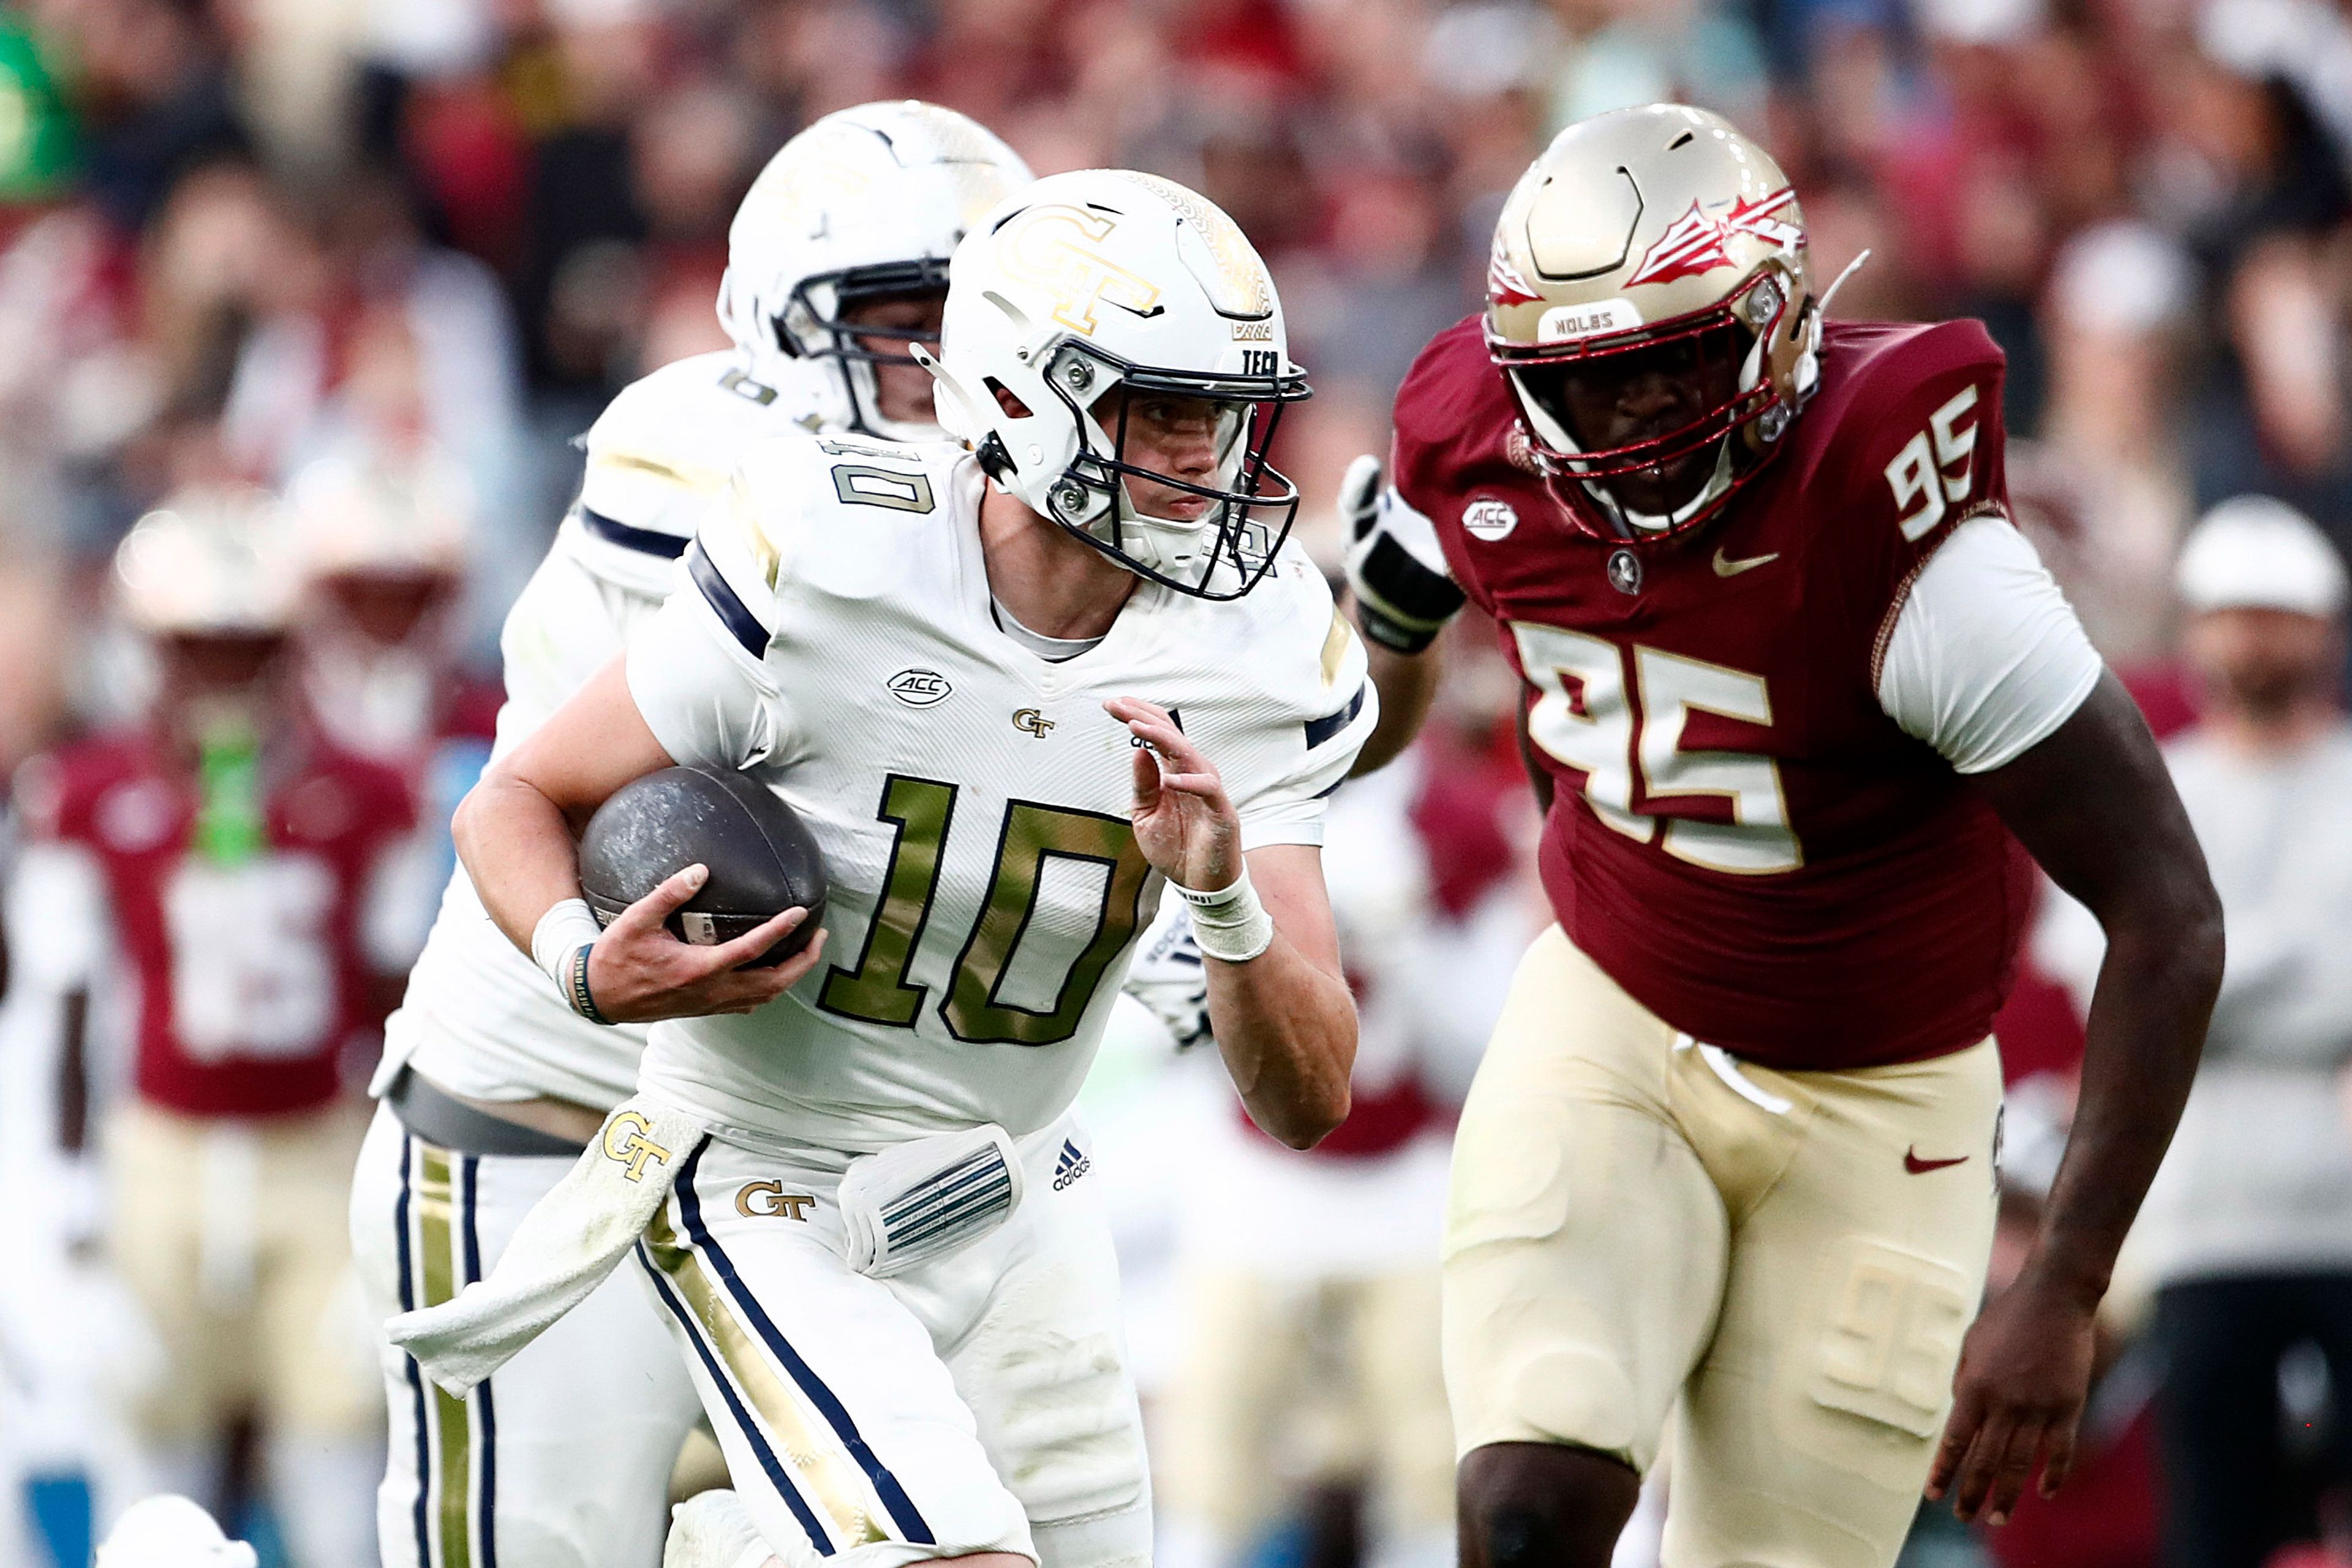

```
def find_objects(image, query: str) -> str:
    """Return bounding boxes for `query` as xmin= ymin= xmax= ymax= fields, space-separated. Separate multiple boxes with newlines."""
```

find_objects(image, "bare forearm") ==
xmin=1204 ymin=936 xmax=1356 ymax=1148
xmin=2031 ymin=913 xmax=2222 ymax=1302
xmin=1351 ymin=630 xmax=1441 ymax=777
xmin=452 ymin=773 xmax=590 ymax=955
xmin=1976 ymin=674 xmax=2225 ymax=1308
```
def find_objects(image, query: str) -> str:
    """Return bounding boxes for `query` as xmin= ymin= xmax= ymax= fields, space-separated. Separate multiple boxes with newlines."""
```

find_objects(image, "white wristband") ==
xmin=1174 ymin=867 xmax=1275 ymax=963
xmin=531 ymin=898 xmax=610 ymax=1022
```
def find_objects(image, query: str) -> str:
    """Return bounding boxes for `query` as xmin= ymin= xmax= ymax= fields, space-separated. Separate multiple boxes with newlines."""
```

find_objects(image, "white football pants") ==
xmin=350 ymin=1103 xmax=704 ymax=1568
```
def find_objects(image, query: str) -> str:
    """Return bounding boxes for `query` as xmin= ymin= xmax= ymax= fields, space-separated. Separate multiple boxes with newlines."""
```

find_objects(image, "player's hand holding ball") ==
xmin=559 ymin=764 xmax=832 ymax=1023
xmin=585 ymin=867 xmax=826 ymax=1022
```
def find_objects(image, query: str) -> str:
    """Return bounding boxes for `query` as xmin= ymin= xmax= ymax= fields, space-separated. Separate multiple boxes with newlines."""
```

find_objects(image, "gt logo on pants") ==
xmin=736 ymin=1182 xmax=816 ymax=1220
xmin=603 ymin=1112 xmax=673 ymax=1183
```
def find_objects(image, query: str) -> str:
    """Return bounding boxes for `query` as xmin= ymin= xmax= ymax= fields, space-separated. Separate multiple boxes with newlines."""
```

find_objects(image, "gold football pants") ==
xmin=1442 ymin=926 xmax=2002 ymax=1568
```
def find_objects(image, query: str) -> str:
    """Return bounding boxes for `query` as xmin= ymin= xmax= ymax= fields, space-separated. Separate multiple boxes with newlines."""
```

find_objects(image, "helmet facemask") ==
xmin=1019 ymin=340 xmax=1308 ymax=601
xmin=775 ymin=258 xmax=954 ymax=442
xmin=1497 ymin=268 xmax=1804 ymax=541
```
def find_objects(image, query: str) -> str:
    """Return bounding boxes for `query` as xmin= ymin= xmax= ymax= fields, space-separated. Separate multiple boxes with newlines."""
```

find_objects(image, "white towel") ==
xmin=386 ymin=1097 xmax=710 ymax=1396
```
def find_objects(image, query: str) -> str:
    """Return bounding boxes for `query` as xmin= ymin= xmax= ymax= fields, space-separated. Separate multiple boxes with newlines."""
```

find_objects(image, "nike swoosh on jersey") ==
xmin=1712 ymin=548 xmax=1781 ymax=577
xmin=1904 ymin=1148 xmax=1969 ymax=1174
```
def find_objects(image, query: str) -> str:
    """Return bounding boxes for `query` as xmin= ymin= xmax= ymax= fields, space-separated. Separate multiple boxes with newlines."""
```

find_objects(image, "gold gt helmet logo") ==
xmin=995 ymin=205 xmax=1163 ymax=336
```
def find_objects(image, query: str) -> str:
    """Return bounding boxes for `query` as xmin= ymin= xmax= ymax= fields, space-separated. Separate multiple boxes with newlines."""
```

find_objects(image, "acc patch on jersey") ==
xmin=1463 ymin=499 xmax=1519 ymax=541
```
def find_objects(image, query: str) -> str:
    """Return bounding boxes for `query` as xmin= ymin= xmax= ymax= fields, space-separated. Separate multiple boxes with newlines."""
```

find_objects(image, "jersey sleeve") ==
xmin=497 ymin=548 xmax=656 ymax=733
xmin=1384 ymin=317 xmax=1507 ymax=621
xmin=1874 ymin=514 xmax=2103 ymax=773
xmin=624 ymin=448 xmax=804 ymax=772
xmin=1230 ymin=603 xmax=1381 ymax=851
xmin=576 ymin=373 xmax=737 ymax=541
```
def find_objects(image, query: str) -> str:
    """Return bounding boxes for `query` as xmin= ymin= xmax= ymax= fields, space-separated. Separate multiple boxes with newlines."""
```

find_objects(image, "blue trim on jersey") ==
xmin=635 ymin=1242 xmax=837 ymax=1557
xmin=461 ymin=1155 xmax=498 ymax=1568
xmin=688 ymin=541 xmax=770 ymax=658
xmin=1304 ymin=683 xmax=1367 ymax=750
xmin=395 ymin=1137 xmax=431 ymax=1568
xmin=673 ymin=1144 xmax=937 ymax=1544
xmin=578 ymin=505 xmax=690 ymax=560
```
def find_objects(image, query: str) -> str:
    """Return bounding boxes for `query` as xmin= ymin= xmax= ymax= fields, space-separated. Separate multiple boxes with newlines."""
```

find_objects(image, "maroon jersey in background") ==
xmin=1393 ymin=313 xmax=2030 ymax=1071
xmin=19 ymin=733 xmax=417 ymax=1117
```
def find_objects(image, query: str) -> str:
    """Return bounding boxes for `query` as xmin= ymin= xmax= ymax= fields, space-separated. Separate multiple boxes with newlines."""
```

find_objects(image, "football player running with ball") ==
xmin=401 ymin=169 xmax=1373 ymax=1568
xmin=1343 ymin=106 xmax=2223 ymax=1568
xmin=347 ymin=103 xmax=1031 ymax=1568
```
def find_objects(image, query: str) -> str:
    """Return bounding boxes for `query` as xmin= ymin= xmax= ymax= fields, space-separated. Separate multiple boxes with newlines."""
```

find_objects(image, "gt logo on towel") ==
xmin=601 ymin=1112 xmax=673 ymax=1183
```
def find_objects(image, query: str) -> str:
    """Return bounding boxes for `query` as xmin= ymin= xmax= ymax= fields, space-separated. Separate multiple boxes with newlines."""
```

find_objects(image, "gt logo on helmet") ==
xmin=997 ymin=205 xmax=1164 ymax=336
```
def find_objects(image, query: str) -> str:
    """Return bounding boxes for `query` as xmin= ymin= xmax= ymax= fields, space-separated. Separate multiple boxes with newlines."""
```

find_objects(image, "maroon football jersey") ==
xmin=21 ymin=732 xmax=417 ymax=1117
xmin=1393 ymin=314 xmax=2030 ymax=1070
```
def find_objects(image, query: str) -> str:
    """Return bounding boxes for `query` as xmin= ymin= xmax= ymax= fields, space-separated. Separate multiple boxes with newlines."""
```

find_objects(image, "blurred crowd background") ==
xmin=0 ymin=0 xmax=2350 ymax=1565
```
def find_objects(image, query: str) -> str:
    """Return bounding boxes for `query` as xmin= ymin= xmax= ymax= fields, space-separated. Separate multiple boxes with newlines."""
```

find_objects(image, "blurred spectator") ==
xmin=2015 ymin=221 xmax=2198 ymax=664
xmin=10 ymin=490 xmax=416 ymax=1568
xmin=2038 ymin=497 xmax=2352 ymax=1568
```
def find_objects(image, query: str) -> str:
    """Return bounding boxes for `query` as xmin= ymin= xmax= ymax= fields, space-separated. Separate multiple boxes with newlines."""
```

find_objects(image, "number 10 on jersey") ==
xmin=818 ymin=775 xmax=1155 ymax=1046
xmin=1512 ymin=623 xmax=1801 ymax=875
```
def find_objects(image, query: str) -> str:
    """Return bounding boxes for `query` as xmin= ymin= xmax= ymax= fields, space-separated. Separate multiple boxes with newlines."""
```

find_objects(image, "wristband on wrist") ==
xmin=1174 ymin=866 xmax=1275 ymax=963
xmin=532 ymin=898 xmax=614 ymax=1025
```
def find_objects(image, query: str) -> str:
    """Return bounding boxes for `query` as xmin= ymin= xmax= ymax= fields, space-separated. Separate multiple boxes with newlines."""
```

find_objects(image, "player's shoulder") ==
xmin=1817 ymin=317 xmax=2001 ymax=404
xmin=279 ymin=741 xmax=418 ymax=845
xmin=586 ymin=353 xmax=817 ymax=494
xmin=17 ymin=732 xmax=155 ymax=839
xmin=1176 ymin=548 xmax=1368 ymax=725
xmin=734 ymin=429 xmax=967 ymax=540
xmin=709 ymin=431 xmax=974 ymax=613
xmin=1392 ymin=314 xmax=1515 ymax=467
xmin=1800 ymin=318 xmax=2005 ymax=468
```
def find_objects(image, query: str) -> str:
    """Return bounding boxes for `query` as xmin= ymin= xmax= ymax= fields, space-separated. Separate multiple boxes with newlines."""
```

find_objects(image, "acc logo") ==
xmin=888 ymin=668 xmax=953 ymax=707
xmin=1463 ymin=499 xmax=1519 ymax=541
xmin=997 ymin=204 xmax=1163 ymax=336
xmin=601 ymin=1112 xmax=673 ymax=1184
xmin=736 ymin=1182 xmax=816 ymax=1220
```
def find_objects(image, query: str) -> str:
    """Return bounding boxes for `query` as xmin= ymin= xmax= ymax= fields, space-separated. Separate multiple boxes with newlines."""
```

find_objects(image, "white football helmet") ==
xmin=285 ymin=444 xmax=473 ymax=584
xmin=717 ymin=100 xmax=1033 ymax=442
xmin=920 ymin=168 xmax=1311 ymax=600
xmin=115 ymin=484 xmax=301 ymax=636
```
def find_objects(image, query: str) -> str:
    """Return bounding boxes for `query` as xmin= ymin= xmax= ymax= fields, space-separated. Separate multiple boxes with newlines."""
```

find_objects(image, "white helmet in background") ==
xmin=115 ymin=485 xmax=301 ymax=636
xmin=96 ymin=1496 xmax=258 ymax=1568
xmin=717 ymin=100 xmax=1032 ymax=442
xmin=920 ymin=168 xmax=1311 ymax=600
xmin=285 ymin=444 xmax=473 ymax=586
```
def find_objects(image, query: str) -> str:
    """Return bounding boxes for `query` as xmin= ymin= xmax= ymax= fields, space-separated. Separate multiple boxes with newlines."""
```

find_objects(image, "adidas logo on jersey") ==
xmin=1052 ymin=1139 xmax=1090 ymax=1191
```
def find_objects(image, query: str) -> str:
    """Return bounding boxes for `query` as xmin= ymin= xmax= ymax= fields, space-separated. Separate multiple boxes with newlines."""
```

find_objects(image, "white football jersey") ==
xmin=385 ymin=352 xmax=834 ymax=1109
xmin=625 ymin=432 xmax=1374 ymax=1153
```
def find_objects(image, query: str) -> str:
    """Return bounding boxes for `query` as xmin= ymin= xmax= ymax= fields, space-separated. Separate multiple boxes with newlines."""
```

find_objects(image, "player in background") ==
xmin=286 ymin=444 xmax=497 ymax=974
xmin=1157 ymin=754 xmax=1530 ymax=1568
xmin=94 ymin=1494 xmax=260 ymax=1568
xmin=346 ymin=103 xmax=1035 ymax=1568
xmin=14 ymin=488 xmax=418 ymax=1568
xmin=410 ymin=167 xmax=1374 ymax=1568
xmin=1340 ymin=105 xmax=2223 ymax=1567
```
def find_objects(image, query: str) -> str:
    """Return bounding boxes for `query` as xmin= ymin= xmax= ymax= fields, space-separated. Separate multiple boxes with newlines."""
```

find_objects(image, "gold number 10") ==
xmin=817 ymin=775 xmax=1155 ymax=1046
